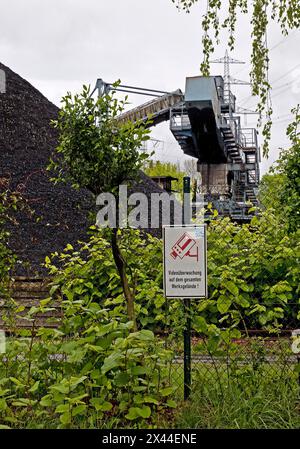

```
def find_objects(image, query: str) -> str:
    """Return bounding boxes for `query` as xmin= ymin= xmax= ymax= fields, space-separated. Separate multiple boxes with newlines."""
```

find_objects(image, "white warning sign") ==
xmin=163 ymin=225 xmax=207 ymax=299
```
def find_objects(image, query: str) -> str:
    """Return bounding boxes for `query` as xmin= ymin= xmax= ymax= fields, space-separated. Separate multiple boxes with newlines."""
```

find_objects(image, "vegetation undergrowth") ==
xmin=0 ymin=299 xmax=176 ymax=429
xmin=0 ymin=207 xmax=299 ymax=428
xmin=174 ymin=369 xmax=300 ymax=429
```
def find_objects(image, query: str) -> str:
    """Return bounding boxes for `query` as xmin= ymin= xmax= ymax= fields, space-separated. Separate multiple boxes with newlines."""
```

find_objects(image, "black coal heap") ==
xmin=0 ymin=62 xmax=169 ymax=275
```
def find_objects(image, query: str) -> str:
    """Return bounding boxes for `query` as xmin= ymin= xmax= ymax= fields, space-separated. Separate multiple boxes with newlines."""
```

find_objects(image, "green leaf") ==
xmin=0 ymin=399 xmax=7 ymax=410
xmin=294 ymin=363 xmax=300 ymax=374
xmin=69 ymin=376 xmax=87 ymax=389
xmin=40 ymin=395 xmax=53 ymax=407
xmin=91 ymin=398 xmax=113 ymax=412
xmin=133 ymin=330 xmax=154 ymax=341
xmin=160 ymin=387 xmax=174 ymax=397
xmin=166 ymin=399 xmax=177 ymax=408
xmin=72 ymin=404 xmax=87 ymax=416
xmin=55 ymin=404 xmax=69 ymax=414
xmin=143 ymin=396 xmax=159 ymax=405
xmin=12 ymin=400 xmax=30 ymax=407
xmin=125 ymin=407 xmax=140 ymax=420
xmin=130 ymin=366 xmax=148 ymax=376
xmin=132 ymin=386 xmax=147 ymax=392
xmin=29 ymin=381 xmax=40 ymax=393
xmin=114 ymin=372 xmax=130 ymax=386
xmin=50 ymin=384 xmax=69 ymax=394
xmin=67 ymin=348 xmax=86 ymax=363
xmin=102 ymin=352 xmax=123 ymax=374
xmin=0 ymin=390 xmax=10 ymax=398
xmin=197 ymin=299 xmax=212 ymax=312
xmin=125 ymin=406 xmax=151 ymax=420
xmin=139 ymin=405 xmax=151 ymax=418
xmin=49 ymin=284 xmax=60 ymax=296
xmin=236 ymin=295 xmax=250 ymax=308
xmin=223 ymin=281 xmax=239 ymax=296
xmin=217 ymin=295 xmax=232 ymax=314
xmin=9 ymin=377 xmax=24 ymax=387
xmin=60 ymin=412 xmax=71 ymax=425
xmin=193 ymin=316 xmax=207 ymax=333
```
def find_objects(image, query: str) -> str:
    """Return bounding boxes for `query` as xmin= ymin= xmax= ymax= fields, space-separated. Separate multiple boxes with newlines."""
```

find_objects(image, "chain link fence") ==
xmin=166 ymin=327 xmax=300 ymax=402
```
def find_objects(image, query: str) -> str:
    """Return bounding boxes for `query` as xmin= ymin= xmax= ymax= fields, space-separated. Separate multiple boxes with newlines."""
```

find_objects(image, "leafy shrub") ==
xmin=198 ymin=210 xmax=300 ymax=333
xmin=45 ymin=211 xmax=299 ymax=335
xmin=1 ymin=209 xmax=299 ymax=429
xmin=45 ymin=228 xmax=184 ymax=333
xmin=0 ymin=190 xmax=18 ymax=300
xmin=0 ymin=293 xmax=175 ymax=429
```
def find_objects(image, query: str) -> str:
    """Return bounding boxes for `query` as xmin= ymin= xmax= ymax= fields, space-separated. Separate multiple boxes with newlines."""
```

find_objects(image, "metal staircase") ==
xmin=221 ymin=125 xmax=243 ymax=163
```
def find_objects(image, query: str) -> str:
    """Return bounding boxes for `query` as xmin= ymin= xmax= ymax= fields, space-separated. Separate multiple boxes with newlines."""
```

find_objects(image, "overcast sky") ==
xmin=1 ymin=0 xmax=299 ymax=174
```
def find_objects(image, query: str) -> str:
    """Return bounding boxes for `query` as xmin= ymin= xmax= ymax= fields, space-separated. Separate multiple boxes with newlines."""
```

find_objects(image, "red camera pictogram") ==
xmin=170 ymin=232 xmax=199 ymax=262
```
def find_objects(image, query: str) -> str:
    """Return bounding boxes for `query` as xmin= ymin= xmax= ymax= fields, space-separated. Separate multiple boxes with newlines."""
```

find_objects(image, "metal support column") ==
xmin=183 ymin=176 xmax=192 ymax=400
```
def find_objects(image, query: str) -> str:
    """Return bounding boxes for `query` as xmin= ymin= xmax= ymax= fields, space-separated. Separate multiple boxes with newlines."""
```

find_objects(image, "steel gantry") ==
xmin=93 ymin=71 xmax=260 ymax=221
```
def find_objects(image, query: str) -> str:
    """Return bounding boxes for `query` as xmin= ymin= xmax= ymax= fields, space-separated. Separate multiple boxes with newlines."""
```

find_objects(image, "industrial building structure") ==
xmin=94 ymin=58 xmax=260 ymax=221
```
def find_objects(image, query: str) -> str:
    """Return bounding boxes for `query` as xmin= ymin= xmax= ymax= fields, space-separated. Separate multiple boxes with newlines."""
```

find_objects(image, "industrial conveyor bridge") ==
xmin=93 ymin=75 xmax=260 ymax=220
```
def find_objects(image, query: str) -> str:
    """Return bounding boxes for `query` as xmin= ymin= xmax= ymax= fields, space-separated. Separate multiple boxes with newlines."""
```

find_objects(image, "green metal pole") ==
xmin=183 ymin=176 xmax=192 ymax=400
xmin=183 ymin=298 xmax=191 ymax=400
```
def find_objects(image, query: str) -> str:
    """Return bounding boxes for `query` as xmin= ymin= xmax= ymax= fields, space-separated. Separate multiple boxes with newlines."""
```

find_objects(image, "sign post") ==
xmin=163 ymin=178 xmax=207 ymax=400
xmin=184 ymin=297 xmax=191 ymax=400
xmin=183 ymin=176 xmax=192 ymax=401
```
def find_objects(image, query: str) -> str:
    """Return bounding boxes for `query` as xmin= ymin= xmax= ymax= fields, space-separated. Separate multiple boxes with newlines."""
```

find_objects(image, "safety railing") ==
xmin=170 ymin=108 xmax=191 ymax=131
xmin=240 ymin=128 xmax=259 ymax=150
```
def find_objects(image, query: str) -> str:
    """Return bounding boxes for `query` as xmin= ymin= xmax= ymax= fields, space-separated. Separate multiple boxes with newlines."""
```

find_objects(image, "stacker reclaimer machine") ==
xmin=92 ymin=69 xmax=260 ymax=222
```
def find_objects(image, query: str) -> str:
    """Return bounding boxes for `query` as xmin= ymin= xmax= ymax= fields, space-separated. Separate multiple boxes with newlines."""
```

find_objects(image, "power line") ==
xmin=232 ymin=31 xmax=298 ymax=78
xmin=269 ymin=30 xmax=297 ymax=52
xmin=271 ymin=84 xmax=296 ymax=100
xmin=240 ymin=78 xmax=297 ymax=107
xmin=273 ymin=112 xmax=294 ymax=120
xmin=242 ymin=81 xmax=296 ymax=108
xmin=272 ymin=80 xmax=295 ymax=92
xmin=272 ymin=117 xmax=294 ymax=125
xmin=271 ymin=62 xmax=300 ymax=85
xmin=238 ymin=59 xmax=300 ymax=107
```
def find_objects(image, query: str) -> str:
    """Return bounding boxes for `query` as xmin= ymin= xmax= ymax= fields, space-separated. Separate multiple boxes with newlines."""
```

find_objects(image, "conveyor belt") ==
xmin=116 ymin=89 xmax=183 ymax=127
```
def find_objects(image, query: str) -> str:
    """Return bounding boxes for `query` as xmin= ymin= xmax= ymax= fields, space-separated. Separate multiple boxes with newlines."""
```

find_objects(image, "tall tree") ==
xmin=49 ymin=84 xmax=150 ymax=330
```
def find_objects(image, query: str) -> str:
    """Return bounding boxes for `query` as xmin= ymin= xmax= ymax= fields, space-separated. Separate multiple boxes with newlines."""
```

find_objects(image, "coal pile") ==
xmin=0 ymin=62 xmax=179 ymax=276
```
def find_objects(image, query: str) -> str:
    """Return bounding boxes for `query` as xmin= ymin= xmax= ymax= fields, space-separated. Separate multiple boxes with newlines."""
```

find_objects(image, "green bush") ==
xmin=45 ymin=211 xmax=299 ymax=335
xmin=0 ymin=190 xmax=18 ymax=300
xmin=45 ymin=228 xmax=184 ymax=333
xmin=1 ymin=209 xmax=299 ymax=429
xmin=0 ymin=294 xmax=175 ymax=429
xmin=198 ymin=210 xmax=300 ymax=333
